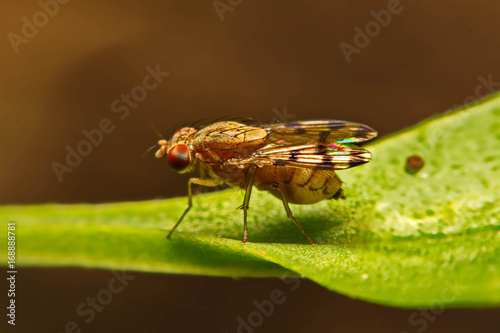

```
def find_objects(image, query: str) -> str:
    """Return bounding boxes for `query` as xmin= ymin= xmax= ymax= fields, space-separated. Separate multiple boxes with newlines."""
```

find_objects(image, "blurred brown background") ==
xmin=1 ymin=1 xmax=500 ymax=332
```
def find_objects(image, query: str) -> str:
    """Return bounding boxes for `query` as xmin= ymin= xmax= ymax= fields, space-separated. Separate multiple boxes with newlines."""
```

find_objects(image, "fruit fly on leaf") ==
xmin=155 ymin=120 xmax=377 ymax=244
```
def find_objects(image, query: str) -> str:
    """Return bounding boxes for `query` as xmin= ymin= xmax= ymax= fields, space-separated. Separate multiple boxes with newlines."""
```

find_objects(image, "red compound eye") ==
xmin=167 ymin=144 xmax=191 ymax=173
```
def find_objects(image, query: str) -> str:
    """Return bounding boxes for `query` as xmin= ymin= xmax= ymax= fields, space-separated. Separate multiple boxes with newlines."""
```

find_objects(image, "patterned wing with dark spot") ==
xmin=260 ymin=120 xmax=377 ymax=143
xmin=226 ymin=120 xmax=377 ymax=170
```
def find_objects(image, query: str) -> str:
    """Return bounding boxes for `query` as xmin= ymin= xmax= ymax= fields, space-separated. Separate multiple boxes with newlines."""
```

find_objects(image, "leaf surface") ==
xmin=3 ymin=93 xmax=500 ymax=307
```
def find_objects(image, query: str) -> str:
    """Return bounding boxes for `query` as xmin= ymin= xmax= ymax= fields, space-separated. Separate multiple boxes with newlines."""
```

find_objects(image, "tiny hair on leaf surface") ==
xmin=2 ymin=92 xmax=500 ymax=308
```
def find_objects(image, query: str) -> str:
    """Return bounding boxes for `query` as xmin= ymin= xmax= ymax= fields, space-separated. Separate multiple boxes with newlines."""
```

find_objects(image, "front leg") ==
xmin=167 ymin=177 xmax=224 ymax=239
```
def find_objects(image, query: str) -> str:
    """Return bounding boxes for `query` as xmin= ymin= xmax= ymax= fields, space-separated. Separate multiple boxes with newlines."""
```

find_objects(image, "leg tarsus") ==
xmin=167 ymin=177 xmax=223 ymax=239
xmin=273 ymin=183 xmax=317 ymax=245
xmin=167 ymin=205 xmax=191 ymax=239
xmin=241 ymin=165 xmax=257 ymax=244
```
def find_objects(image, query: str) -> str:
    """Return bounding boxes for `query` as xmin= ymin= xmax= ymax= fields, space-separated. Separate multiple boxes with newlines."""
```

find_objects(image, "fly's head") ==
xmin=155 ymin=127 xmax=197 ymax=174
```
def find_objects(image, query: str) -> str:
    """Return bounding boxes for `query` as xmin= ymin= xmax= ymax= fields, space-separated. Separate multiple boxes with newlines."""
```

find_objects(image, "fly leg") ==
xmin=272 ymin=183 xmax=317 ymax=245
xmin=193 ymin=166 xmax=208 ymax=194
xmin=167 ymin=177 xmax=224 ymax=239
xmin=240 ymin=164 xmax=257 ymax=244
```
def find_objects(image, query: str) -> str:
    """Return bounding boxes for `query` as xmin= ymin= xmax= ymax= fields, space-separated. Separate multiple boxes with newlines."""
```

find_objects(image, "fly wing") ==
xmin=226 ymin=120 xmax=377 ymax=170
xmin=260 ymin=120 xmax=377 ymax=143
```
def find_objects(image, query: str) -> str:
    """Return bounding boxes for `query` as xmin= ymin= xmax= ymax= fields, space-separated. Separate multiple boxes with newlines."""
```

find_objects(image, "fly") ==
xmin=155 ymin=120 xmax=377 ymax=244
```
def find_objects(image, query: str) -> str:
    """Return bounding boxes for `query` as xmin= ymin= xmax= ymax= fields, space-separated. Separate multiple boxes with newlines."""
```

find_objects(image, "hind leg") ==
xmin=272 ymin=183 xmax=317 ymax=245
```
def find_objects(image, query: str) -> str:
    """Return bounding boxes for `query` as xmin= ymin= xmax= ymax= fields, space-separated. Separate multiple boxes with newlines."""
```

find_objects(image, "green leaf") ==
xmin=2 ymin=93 xmax=500 ymax=308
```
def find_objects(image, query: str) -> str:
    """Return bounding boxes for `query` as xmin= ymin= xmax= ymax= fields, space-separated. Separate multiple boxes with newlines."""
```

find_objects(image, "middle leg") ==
xmin=240 ymin=164 xmax=257 ymax=244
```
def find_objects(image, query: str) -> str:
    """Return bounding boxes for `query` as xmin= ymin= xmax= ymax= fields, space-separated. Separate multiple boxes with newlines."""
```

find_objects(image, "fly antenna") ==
xmin=150 ymin=123 xmax=165 ymax=140
xmin=142 ymin=144 xmax=160 ymax=158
